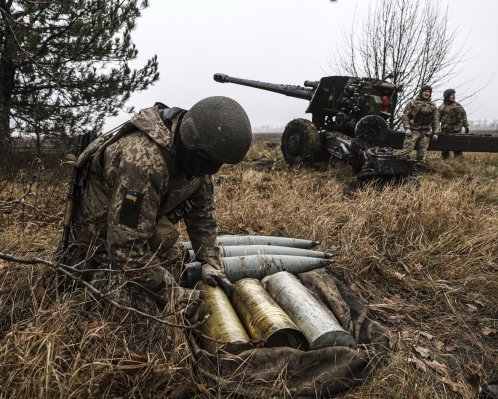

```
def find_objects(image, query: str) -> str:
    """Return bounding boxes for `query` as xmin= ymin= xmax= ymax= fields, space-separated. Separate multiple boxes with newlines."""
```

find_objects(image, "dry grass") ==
xmin=0 ymin=143 xmax=497 ymax=398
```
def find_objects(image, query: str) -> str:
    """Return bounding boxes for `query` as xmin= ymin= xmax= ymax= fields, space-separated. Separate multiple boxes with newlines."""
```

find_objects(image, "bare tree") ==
xmin=334 ymin=0 xmax=464 ymax=129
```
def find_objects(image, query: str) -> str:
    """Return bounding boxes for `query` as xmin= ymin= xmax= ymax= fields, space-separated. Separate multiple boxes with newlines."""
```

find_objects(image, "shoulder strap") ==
xmin=75 ymin=122 xmax=134 ymax=168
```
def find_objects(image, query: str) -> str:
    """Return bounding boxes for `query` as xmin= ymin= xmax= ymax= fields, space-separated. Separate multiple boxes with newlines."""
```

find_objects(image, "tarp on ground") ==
xmin=188 ymin=268 xmax=389 ymax=398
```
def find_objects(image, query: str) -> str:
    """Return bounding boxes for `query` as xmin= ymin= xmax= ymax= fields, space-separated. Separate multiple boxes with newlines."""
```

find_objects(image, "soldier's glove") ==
xmin=432 ymin=134 xmax=439 ymax=141
xmin=405 ymin=129 xmax=412 ymax=136
xmin=464 ymin=127 xmax=470 ymax=134
xmin=201 ymin=263 xmax=233 ymax=296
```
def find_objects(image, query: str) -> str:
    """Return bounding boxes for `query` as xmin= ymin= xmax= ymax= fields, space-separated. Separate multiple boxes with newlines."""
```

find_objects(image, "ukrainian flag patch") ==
xmin=125 ymin=190 xmax=139 ymax=202
xmin=119 ymin=189 xmax=144 ymax=228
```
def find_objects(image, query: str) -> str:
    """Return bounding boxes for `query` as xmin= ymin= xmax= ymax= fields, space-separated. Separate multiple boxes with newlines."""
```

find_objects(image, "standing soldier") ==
xmin=400 ymin=85 xmax=439 ymax=163
xmin=439 ymin=89 xmax=469 ymax=159
xmin=62 ymin=97 xmax=252 ymax=312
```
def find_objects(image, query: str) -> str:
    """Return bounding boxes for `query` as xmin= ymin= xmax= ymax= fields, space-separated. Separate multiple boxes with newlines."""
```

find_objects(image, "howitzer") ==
xmin=214 ymin=73 xmax=498 ymax=178
xmin=59 ymin=132 xmax=95 ymax=252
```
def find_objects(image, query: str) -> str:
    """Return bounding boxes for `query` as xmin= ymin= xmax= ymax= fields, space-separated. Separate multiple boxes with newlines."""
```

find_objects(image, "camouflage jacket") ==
xmin=402 ymin=96 xmax=440 ymax=133
xmin=438 ymin=101 xmax=468 ymax=133
xmin=73 ymin=105 xmax=220 ymax=270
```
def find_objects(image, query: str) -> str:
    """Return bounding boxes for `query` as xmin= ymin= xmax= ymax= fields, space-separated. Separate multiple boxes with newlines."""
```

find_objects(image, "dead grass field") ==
xmin=0 ymin=141 xmax=497 ymax=398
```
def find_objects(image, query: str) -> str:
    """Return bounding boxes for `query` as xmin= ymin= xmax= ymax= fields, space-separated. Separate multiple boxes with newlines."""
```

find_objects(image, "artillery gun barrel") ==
xmin=214 ymin=73 xmax=314 ymax=101
xmin=303 ymin=80 xmax=319 ymax=89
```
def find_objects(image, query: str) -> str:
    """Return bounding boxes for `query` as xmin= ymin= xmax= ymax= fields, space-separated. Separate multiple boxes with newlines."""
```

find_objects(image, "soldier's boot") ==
xmin=441 ymin=151 xmax=450 ymax=160
xmin=454 ymin=151 xmax=463 ymax=158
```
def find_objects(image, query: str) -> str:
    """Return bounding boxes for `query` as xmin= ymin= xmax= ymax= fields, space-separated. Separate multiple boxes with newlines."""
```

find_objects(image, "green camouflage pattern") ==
xmin=400 ymin=95 xmax=439 ymax=162
xmin=68 ymin=104 xmax=220 ymax=307
xmin=402 ymin=95 xmax=440 ymax=133
xmin=438 ymin=102 xmax=468 ymax=133
xmin=399 ymin=130 xmax=431 ymax=162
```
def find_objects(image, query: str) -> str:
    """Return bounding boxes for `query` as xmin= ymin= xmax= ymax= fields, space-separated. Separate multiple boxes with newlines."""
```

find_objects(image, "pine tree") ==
xmin=0 ymin=0 xmax=159 ymax=151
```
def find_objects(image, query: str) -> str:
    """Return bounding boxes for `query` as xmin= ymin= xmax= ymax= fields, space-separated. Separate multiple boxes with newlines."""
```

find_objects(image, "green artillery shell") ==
xmin=231 ymin=279 xmax=306 ymax=349
xmin=181 ymin=235 xmax=321 ymax=251
xmin=263 ymin=272 xmax=356 ymax=349
xmin=188 ymin=245 xmax=332 ymax=260
xmin=184 ymin=255 xmax=332 ymax=287
xmin=197 ymin=282 xmax=252 ymax=354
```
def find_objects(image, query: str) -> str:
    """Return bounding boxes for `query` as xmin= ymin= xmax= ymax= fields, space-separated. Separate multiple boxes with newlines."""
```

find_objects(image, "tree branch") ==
xmin=0 ymin=251 xmax=206 ymax=331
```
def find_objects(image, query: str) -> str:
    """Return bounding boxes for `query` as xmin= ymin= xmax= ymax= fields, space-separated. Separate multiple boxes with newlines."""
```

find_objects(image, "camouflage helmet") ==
xmin=179 ymin=96 xmax=252 ymax=164
xmin=443 ymin=88 xmax=456 ymax=100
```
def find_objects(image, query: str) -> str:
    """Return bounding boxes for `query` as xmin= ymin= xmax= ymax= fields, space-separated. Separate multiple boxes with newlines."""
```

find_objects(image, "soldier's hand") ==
xmin=201 ymin=263 xmax=233 ymax=296
xmin=432 ymin=134 xmax=439 ymax=141
xmin=405 ymin=129 xmax=412 ymax=136
xmin=464 ymin=127 xmax=470 ymax=134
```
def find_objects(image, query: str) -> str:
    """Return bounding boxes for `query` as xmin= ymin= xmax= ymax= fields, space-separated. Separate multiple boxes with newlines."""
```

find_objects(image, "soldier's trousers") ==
xmin=399 ymin=130 xmax=430 ymax=162
xmin=441 ymin=132 xmax=463 ymax=159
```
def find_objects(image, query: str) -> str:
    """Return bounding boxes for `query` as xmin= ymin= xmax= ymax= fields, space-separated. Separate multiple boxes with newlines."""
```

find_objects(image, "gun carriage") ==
xmin=214 ymin=73 xmax=498 ymax=179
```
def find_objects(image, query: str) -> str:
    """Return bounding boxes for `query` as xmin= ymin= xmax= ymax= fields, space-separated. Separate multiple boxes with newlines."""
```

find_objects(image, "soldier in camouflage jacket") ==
xmin=66 ymin=97 xmax=252 ymax=310
xmin=439 ymin=89 xmax=469 ymax=159
xmin=400 ymin=85 xmax=440 ymax=163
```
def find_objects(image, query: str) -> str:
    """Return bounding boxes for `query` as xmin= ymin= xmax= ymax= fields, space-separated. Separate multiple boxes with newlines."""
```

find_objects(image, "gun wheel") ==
xmin=281 ymin=118 xmax=324 ymax=165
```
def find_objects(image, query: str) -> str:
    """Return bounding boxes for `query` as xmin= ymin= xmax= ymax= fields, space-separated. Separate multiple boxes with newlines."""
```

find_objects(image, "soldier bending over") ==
xmin=63 ymin=97 xmax=252 ymax=311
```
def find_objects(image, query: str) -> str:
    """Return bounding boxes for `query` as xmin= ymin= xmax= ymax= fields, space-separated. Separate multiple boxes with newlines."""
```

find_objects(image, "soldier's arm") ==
xmin=402 ymin=101 xmax=413 ymax=130
xmin=183 ymin=176 xmax=220 ymax=267
xmin=432 ymin=104 xmax=440 ymax=133
xmin=461 ymin=105 xmax=469 ymax=128
xmin=437 ymin=104 xmax=444 ymax=130
xmin=104 ymin=136 xmax=168 ymax=271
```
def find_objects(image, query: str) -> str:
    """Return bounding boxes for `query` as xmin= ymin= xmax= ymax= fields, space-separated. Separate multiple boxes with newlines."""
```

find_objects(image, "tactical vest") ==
xmin=440 ymin=103 xmax=463 ymax=132
xmin=414 ymin=101 xmax=434 ymax=125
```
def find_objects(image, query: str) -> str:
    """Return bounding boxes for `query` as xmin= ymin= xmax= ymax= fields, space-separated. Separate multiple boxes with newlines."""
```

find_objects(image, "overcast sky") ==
xmin=105 ymin=0 xmax=498 ymax=130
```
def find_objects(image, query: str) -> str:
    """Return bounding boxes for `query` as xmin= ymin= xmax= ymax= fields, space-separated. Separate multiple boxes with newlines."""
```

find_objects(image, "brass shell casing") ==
xmin=197 ymin=283 xmax=251 ymax=354
xmin=231 ymin=279 xmax=306 ymax=349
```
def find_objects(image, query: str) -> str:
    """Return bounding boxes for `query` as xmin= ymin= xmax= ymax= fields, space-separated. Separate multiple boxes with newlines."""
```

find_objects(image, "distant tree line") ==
xmin=0 ymin=0 xmax=159 ymax=155
xmin=469 ymin=120 xmax=498 ymax=131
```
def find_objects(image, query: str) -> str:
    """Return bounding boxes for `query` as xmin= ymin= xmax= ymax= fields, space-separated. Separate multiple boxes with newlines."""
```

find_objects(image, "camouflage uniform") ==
xmin=67 ymin=104 xmax=220 ymax=307
xmin=400 ymin=94 xmax=439 ymax=162
xmin=439 ymin=101 xmax=468 ymax=159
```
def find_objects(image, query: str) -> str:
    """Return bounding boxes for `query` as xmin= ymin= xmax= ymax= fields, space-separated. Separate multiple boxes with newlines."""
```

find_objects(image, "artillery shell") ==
xmin=197 ymin=282 xmax=252 ymax=354
xmin=231 ymin=279 xmax=306 ymax=349
xmin=184 ymin=255 xmax=332 ymax=287
xmin=181 ymin=235 xmax=321 ymax=251
xmin=188 ymin=245 xmax=332 ymax=260
xmin=263 ymin=272 xmax=356 ymax=349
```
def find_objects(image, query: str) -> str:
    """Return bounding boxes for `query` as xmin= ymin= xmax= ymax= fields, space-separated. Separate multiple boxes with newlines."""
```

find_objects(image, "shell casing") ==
xmin=181 ymin=235 xmax=321 ymax=251
xmin=263 ymin=272 xmax=356 ymax=349
xmin=183 ymin=255 xmax=332 ymax=287
xmin=219 ymin=245 xmax=332 ymax=259
xmin=197 ymin=282 xmax=251 ymax=354
xmin=188 ymin=245 xmax=332 ymax=261
xmin=231 ymin=279 xmax=306 ymax=349
xmin=222 ymin=255 xmax=332 ymax=283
